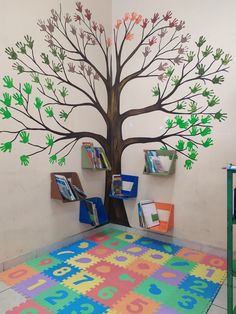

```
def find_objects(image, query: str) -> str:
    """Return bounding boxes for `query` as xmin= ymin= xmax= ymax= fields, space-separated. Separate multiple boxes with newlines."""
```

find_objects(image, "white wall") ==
xmin=0 ymin=0 xmax=111 ymax=262
xmin=113 ymin=0 xmax=236 ymax=250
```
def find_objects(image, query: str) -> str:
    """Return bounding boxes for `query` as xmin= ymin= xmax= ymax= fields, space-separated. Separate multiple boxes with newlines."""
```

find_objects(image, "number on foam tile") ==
xmin=189 ymin=279 xmax=209 ymax=294
xmin=44 ymin=290 xmax=68 ymax=305
xmin=98 ymin=286 xmax=118 ymax=300
xmin=178 ymin=295 xmax=197 ymax=310
xmin=53 ymin=266 xmax=72 ymax=276
xmin=27 ymin=279 xmax=47 ymax=291
xmin=206 ymin=268 xmax=215 ymax=278
xmin=80 ymin=303 xmax=95 ymax=314
xmin=208 ymin=258 xmax=225 ymax=267
xmin=126 ymin=298 xmax=148 ymax=313
xmin=73 ymin=274 xmax=94 ymax=285
xmin=9 ymin=269 xmax=27 ymax=279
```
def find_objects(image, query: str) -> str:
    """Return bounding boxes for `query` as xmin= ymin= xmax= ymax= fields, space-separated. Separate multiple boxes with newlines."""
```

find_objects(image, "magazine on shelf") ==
xmin=139 ymin=200 xmax=160 ymax=228
xmin=55 ymin=175 xmax=76 ymax=201
xmin=145 ymin=150 xmax=170 ymax=173
xmin=112 ymin=174 xmax=123 ymax=195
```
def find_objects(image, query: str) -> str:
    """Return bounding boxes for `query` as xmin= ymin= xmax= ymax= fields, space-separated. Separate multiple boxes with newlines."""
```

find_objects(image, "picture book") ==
xmin=111 ymin=174 xmax=123 ymax=195
xmin=139 ymin=200 xmax=160 ymax=228
xmin=55 ymin=175 xmax=76 ymax=201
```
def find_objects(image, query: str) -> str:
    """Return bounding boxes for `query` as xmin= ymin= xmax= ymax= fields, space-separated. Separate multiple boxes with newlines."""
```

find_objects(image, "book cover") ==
xmin=140 ymin=201 xmax=160 ymax=228
xmin=86 ymin=200 xmax=97 ymax=226
xmin=55 ymin=175 xmax=76 ymax=201
xmin=72 ymin=185 xmax=87 ymax=200
xmin=112 ymin=174 xmax=122 ymax=195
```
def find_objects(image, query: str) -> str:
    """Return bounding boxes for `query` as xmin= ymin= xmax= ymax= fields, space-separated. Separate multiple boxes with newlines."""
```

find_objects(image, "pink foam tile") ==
xmin=86 ymin=233 xmax=111 ymax=244
xmin=86 ymin=245 xmax=116 ymax=259
xmin=6 ymin=299 xmax=53 ymax=314
xmin=87 ymin=261 xmax=125 ymax=279
xmin=200 ymin=254 xmax=227 ymax=270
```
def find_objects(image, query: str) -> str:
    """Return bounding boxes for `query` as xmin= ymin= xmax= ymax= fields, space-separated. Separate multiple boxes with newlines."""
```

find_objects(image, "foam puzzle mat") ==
xmin=0 ymin=227 xmax=227 ymax=313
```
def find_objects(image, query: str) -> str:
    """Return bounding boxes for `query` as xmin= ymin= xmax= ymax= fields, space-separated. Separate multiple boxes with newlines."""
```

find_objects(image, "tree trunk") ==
xmin=104 ymin=84 xmax=130 ymax=226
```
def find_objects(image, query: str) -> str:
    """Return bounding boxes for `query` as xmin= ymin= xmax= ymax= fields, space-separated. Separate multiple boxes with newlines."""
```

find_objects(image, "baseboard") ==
xmin=0 ymin=223 xmax=227 ymax=272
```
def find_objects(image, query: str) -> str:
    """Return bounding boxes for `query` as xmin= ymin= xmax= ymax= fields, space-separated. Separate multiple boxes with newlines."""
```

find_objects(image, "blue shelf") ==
xmin=79 ymin=197 xmax=108 ymax=226
xmin=109 ymin=174 xmax=139 ymax=200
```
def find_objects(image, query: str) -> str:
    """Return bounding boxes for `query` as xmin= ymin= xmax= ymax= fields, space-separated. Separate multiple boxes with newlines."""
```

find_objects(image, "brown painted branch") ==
xmin=121 ymin=102 xmax=161 ymax=123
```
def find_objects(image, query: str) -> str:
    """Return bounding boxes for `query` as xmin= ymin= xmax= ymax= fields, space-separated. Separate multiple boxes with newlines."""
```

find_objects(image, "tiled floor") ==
xmin=0 ymin=226 xmax=234 ymax=313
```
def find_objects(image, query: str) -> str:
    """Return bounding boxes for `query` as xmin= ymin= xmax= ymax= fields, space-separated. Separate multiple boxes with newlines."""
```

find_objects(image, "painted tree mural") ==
xmin=0 ymin=2 xmax=231 ymax=225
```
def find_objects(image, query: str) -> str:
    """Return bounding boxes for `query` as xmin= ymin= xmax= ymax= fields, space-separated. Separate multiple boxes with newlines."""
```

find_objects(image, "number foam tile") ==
xmin=176 ymin=247 xmax=207 ymax=263
xmin=66 ymin=252 xmax=101 ymax=270
xmin=126 ymin=258 xmax=161 ymax=277
xmin=121 ymin=244 xmax=149 ymax=257
xmin=86 ymin=245 xmax=116 ymax=259
xmin=105 ymin=251 xmax=137 ymax=268
xmin=151 ymin=265 xmax=187 ymax=286
xmin=13 ymin=273 xmax=57 ymax=298
xmin=164 ymin=288 xmax=211 ymax=314
xmin=6 ymin=299 xmax=53 ymax=314
xmin=190 ymin=264 xmax=227 ymax=284
xmin=142 ymin=249 xmax=172 ymax=265
xmin=164 ymin=256 xmax=197 ymax=274
xmin=134 ymin=277 xmax=178 ymax=304
xmin=32 ymin=283 xmax=79 ymax=312
xmin=57 ymin=295 xmax=108 ymax=314
xmin=102 ymin=238 xmax=129 ymax=250
xmin=200 ymin=254 xmax=227 ymax=270
xmin=112 ymin=291 xmax=160 ymax=314
xmin=43 ymin=262 xmax=81 ymax=282
xmin=26 ymin=255 xmax=61 ymax=272
xmin=179 ymin=274 xmax=221 ymax=299
xmin=116 ymin=232 xmax=141 ymax=243
xmin=0 ymin=264 xmax=38 ymax=286
xmin=62 ymin=270 xmax=104 ymax=294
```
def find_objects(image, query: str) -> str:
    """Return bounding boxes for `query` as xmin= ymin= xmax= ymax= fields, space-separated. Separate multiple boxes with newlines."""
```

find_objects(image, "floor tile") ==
xmin=0 ymin=280 xmax=10 ymax=292
xmin=0 ymin=288 xmax=26 ymax=312
xmin=207 ymin=304 xmax=227 ymax=313
xmin=213 ymin=284 xmax=236 ymax=308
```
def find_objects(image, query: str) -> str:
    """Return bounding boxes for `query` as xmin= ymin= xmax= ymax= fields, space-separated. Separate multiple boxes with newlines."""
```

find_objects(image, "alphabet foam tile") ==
xmin=179 ymin=274 xmax=221 ymax=299
xmin=190 ymin=264 xmax=227 ymax=284
xmin=112 ymin=291 xmax=160 ymax=314
xmin=43 ymin=262 xmax=80 ymax=282
xmin=62 ymin=270 xmax=104 ymax=294
xmin=6 ymin=299 xmax=53 ymax=314
xmin=32 ymin=284 xmax=79 ymax=312
xmin=67 ymin=252 xmax=101 ymax=270
xmin=0 ymin=264 xmax=38 ymax=286
xmin=176 ymin=248 xmax=207 ymax=263
xmin=26 ymin=255 xmax=61 ymax=272
xmin=116 ymin=232 xmax=141 ymax=243
xmin=105 ymin=251 xmax=136 ymax=268
xmin=126 ymin=258 xmax=161 ymax=277
xmin=142 ymin=249 xmax=172 ymax=265
xmin=151 ymin=265 xmax=187 ymax=286
xmin=13 ymin=273 xmax=57 ymax=298
xmin=121 ymin=244 xmax=149 ymax=257
xmin=86 ymin=245 xmax=116 ymax=259
xmin=57 ymin=295 xmax=108 ymax=314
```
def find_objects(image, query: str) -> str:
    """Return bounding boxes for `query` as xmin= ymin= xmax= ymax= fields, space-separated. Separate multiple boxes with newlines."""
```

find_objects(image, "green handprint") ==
xmin=176 ymin=101 xmax=186 ymax=110
xmin=207 ymin=96 xmax=220 ymax=107
xmin=59 ymin=110 xmax=69 ymax=121
xmin=190 ymin=126 xmax=199 ymax=136
xmin=49 ymin=154 xmax=57 ymax=164
xmin=202 ymin=45 xmax=213 ymax=57
xmin=213 ymin=48 xmax=224 ymax=61
xmin=20 ymin=155 xmax=30 ymax=166
xmin=171 ymin=76 xmax=180 ymax=86
xmin=188 ymin=149 xmax=198 ymax=160
xmin=200 ymin=127 xmax=212 ymax=137
xmin=12 ymin=62 xmax=24 ymax=74
xmin=34 ymin=97 xmax=43 ymax=109
xmin=58 ymin=157 xmax=66 ymax=166
xmin=166 ymin=119 xmax=175 ymax=129
xmin=24 ymin=35 xmax=34 ymax=49
xmin=16 ymin=41 xmax=27 ymax=54
xmin=46 ymin=134 xmax=54 ymax=147
xmin=45 ymin=107 xmax=54 ymax=117
xmin=5 ymin=47 xmax=18 ymax=60
xmin=52 ymin=61 xmax=63 ymax=73
xmin=212 ymin=75 xmax=224 ymax=84
xmin=195 ymin=36 xmax=206 ymax=48
xmin=0 ymin=107 xmax=11 ymax=119
xmin=165 ymin=66 xmax=174 ymax=77
xmin=190 ymin=83 xmax=201 ymax=94
xmin=31 ymin=73 xmax=40 ymax=84
xmin=13 ymin=93 xmax=24 ymax=106
xmin=3 ymin=76 xmax=14 ymax=88
xmin=187 ymin=51 xmax=195 ymax=63
xmin=51 ymin=47 xmax=57 ymax=57
xmin=1 ymin=93 xmax=12 ymax=106
xmin=202 ymin=138 xmax=214 ymax=148
xmin=202 ymin=88 xmax=214 ymax=98
xmin=160 ymin=146 xmax=168 ymax=151
xmin=19 ymin=131 xmax=29 ymax=144
xmin=196 ymin=64 xmax=206 ymax=76
xmin=58 ymin=49 xmax=66 ymax=61
xmin=59 ymin=87 xmax=69 ymax=99
xmin=187 ymin=141 xmax=195 ymax=151
xmin=45 ymin=78 xmax=54 ymax=91
xmin=184 ymin=159 xmax=193 ymax=170
xmin=41 ymin=53 xmax=50 ymax=65
xmin=176 ymin=140 xmax=185 ymax=151
xmin=175 ymin=116 xmax=189 ymax=129
xmin=221 ymin=54 xmax=233 ymax=65
xmin=201 ymin=115 xmax=212 ymax=124
xmin=188 ymin=114 xmax=199 ymax=125
xmin=23 ymin=83 xmax=32 ymax=95
xmin=0 ymin=142 xmax=12 ymax=152
xmin=214 ymin=110 xmax=227 ymax=122
xmin=151 ymin=86 xmax=160 ymax=97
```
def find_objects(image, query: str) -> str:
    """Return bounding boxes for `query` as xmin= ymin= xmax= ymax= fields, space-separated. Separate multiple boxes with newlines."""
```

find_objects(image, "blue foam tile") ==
xmin=179 ymin=274 xmax=221 ymax=299
xmin=42 ymin=262 xmax=81 ymax=282
xmin=50 ymin=240 xmax=97 ymax=261
xmin=57 ymin=295 xmax=108 ymax=314
xmin=134 ymin=237 xmax=181 ymax=254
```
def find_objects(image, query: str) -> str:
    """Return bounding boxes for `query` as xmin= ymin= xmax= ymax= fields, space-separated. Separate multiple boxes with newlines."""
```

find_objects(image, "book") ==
xmin=140 ymin=200 xmax=160 ymax=228
xmin=144 ymin=150 xmax=167 ymax=173
xmin=112 ymin=174 xmax=123 ymax=195
xmin=55 ymin=175 xmax=76 ymax=201
xmin=72 ymin=185 xmax=87 ymax=200
xmin=86 ymin=200 xmax=99 ymax=226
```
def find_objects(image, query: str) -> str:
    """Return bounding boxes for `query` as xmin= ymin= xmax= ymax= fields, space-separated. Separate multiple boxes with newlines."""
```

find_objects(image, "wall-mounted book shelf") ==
xmin=109 ymin=174 xmax=139 ymax=200
xmin=81 ymin=142 xmax=111 ymax=170
xmin=51 ymin=172 xmax=86 ymax=203
xmin=139 ymin=202 xmax=174 ymax=233
xmin=144 ymin=149 xmax=176 ymax=176
xmin=80 ymin=197 xmax=108 ymax=226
